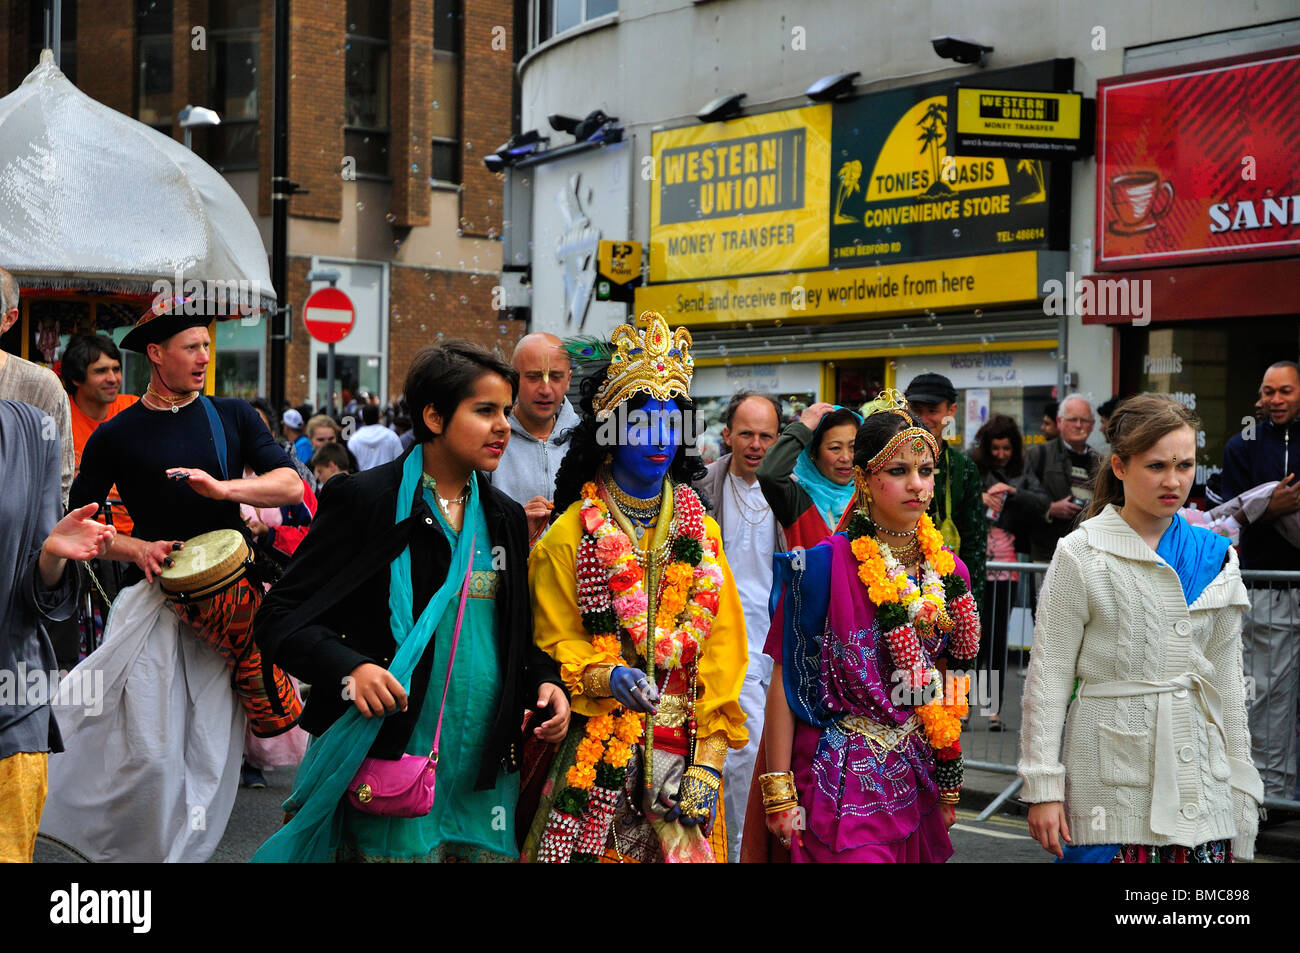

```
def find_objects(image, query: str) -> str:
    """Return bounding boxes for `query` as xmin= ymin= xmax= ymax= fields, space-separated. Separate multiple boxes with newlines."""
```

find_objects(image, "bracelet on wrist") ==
xmin=580 ymin=664 xmax=614 ymax=698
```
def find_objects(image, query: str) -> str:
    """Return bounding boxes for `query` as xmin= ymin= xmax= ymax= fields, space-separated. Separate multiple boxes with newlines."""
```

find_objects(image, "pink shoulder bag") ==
xmin=346 ymin=535 xmax=476 ymax=817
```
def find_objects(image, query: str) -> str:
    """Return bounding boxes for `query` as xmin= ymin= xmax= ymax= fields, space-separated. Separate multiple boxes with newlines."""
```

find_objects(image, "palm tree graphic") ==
xmin=917 ymin=100 xmax=950 ymax=196
xmin=1015 ymin=159 xmax=1046 ymax=204
xmin=834 ymin=160 xmax=862 ymax=224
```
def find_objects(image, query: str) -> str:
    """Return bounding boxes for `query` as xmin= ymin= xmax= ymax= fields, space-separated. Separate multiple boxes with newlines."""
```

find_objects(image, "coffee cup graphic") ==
xmin=1108 ymin=171 xmax=1174 ymax=235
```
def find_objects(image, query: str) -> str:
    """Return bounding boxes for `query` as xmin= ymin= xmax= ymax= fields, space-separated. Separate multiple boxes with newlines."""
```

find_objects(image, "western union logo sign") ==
xmin=659 ymin=129 xmax=806 ymax=223
xmin=955 ymin=88 xmax=1081 ymax=140
xmin=649 ymin=104 xmax=831 ymax=283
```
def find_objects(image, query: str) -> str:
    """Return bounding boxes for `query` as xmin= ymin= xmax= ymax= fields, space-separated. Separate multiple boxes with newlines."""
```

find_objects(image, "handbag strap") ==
xmin=430 ymin=532 xmax=475 ymax=763
xmin=199 ymin=396 xmax=230 ymax=481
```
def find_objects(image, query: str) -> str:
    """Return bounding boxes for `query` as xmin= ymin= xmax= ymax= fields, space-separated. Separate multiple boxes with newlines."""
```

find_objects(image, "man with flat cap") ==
xmin=41 ymin=297 xmax=305 ymax=862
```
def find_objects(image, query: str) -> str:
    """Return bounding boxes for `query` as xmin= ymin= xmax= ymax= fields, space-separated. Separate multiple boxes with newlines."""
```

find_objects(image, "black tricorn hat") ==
xmin=120 ymin=295 xmax=215 ymax=353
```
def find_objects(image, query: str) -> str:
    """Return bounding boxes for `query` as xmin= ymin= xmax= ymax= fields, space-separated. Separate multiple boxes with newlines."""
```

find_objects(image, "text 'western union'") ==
xmin=978 ymin=94 xmax=1059 ymax=122
xmin=658 ymin=128 xmax=806 ymax=224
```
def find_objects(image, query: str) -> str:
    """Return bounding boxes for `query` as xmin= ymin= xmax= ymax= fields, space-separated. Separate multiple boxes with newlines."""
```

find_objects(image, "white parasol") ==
xmin=0 ymin=50 xmax=275 ymax=310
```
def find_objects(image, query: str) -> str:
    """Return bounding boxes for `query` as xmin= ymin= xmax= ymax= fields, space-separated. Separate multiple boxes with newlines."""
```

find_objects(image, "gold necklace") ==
xmin=726 ymin=474 xmax=770 ymax=527
xmin=603 ymin=473 xmax=661 ymax=524
xmin=882 ymin=535 xmax=922 ymax=566
xmin=144 ymin=384 xmax=198 ymax=413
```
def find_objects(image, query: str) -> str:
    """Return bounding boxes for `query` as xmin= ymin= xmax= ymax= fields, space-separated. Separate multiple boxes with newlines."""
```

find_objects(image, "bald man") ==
xmin=490 ymin=332 xmax=579 ymax=544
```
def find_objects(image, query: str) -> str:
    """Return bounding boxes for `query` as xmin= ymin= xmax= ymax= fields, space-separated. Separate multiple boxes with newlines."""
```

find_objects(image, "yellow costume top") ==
xmin=529 ymin=491 xmax=749 ymax=753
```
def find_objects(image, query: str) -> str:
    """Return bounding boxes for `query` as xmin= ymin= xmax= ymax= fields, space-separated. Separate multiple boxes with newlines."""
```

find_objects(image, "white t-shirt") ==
xmin=349 ymin=424 xmax=404 ymax=471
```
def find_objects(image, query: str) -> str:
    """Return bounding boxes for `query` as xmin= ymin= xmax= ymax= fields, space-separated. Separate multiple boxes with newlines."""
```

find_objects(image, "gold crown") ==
xmin=862 ymin=388 xmax=910 ymax=419
xmin=594 ymin=311 xmax=694 ymax=419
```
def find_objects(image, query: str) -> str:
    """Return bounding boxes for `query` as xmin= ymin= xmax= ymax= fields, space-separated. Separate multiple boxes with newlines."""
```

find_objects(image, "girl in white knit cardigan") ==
xmin=1020 ymin=394 xmax=1262 ymax=862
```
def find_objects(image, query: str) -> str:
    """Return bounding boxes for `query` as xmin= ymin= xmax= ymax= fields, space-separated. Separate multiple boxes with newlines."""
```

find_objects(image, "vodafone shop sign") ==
xmin=303 ymin=287 xmax=356 ymax=344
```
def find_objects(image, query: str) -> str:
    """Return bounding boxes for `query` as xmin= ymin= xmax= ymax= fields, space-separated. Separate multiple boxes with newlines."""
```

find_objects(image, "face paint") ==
xmin=610 ymin=397 xmax=682 ymax=499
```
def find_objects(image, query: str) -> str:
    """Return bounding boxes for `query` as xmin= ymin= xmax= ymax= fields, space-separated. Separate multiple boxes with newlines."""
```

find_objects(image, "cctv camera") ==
xmin=931 ymin=36 xmax=993 ymax=66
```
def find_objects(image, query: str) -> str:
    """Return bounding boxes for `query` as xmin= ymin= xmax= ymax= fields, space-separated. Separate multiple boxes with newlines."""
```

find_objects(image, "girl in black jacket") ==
xmin=253 ymin=342 xmax=569 ymax=862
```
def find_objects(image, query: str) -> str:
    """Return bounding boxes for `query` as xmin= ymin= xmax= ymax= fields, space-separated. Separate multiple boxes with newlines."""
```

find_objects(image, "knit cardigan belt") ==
xmin=1079 ymin=672 xmax=1229 ymax=837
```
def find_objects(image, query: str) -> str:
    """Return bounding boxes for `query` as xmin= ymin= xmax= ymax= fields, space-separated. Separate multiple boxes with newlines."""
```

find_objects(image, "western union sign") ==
xmin=950 ymin=88 xmax=1091 ymax=159
xmin=650 ymin=105 xmax=830 ymax=282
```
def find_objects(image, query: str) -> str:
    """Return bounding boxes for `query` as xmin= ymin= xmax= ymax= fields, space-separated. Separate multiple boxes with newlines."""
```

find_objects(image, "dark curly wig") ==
xmin=552 ymin=358 xmax=709 ymax=516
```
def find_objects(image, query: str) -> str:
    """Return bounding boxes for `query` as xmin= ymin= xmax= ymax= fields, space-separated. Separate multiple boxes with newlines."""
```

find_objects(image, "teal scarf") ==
xmin=791 ymin=405 xmax=863 ymax=530
xmin=252 ymin=448 xmax=476 ymax=862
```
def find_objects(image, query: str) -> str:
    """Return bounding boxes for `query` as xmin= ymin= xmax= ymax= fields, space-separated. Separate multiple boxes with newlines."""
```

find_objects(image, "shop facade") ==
xmin=1082 ymin=39 xmax=1300 ymax=495
xmin=509 ymin=1 xmax=1298 ymax=447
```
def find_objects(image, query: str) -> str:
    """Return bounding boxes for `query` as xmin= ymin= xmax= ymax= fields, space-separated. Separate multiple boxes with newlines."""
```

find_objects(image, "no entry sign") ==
xmin=303 ymin=287 xmax=355 ymax=344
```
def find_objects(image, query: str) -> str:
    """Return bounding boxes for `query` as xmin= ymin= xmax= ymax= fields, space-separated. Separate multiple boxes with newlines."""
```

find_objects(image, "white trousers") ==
xmin=40 ymin=581 xmax=244 ymax=862
xmin=1243 ymin=586 xmax=1300 ymax=802
xmin=723 ymin=651 xmax=773 ymax=862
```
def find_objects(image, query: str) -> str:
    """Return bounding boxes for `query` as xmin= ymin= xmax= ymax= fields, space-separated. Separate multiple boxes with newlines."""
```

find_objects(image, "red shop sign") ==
xmin=1095 ymin=47 xmax=1300 ymax=270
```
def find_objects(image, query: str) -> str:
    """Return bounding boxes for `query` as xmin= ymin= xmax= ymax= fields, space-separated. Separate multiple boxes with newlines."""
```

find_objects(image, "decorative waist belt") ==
xmin=655 ymin=692 xmax=690 ymax=729
xmin=839 ymin=713 xmax=922 ymax=755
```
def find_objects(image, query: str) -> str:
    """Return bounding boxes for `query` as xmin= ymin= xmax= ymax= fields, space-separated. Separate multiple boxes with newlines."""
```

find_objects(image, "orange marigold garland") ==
xmin=844 ymin=509 xmax=979 ymax=801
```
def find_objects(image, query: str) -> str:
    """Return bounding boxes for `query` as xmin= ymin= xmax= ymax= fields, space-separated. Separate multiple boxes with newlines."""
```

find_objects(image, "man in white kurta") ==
xmin=693 ymin=392 xmax=783 ymax=861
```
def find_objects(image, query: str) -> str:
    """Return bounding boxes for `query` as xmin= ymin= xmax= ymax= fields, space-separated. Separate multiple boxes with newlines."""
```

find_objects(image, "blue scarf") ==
xmin=1156 ymin=512 xmax=1230 ymax=605
xmin=252 ymin=448 xmax=476 ymax=862
xmin=791 ymin=406 xmax=862 ymax=531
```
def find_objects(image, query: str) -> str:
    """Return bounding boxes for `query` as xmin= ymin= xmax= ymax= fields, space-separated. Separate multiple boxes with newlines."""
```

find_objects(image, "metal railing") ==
xmin=965 ymin=560 xmax=1300 ymax=820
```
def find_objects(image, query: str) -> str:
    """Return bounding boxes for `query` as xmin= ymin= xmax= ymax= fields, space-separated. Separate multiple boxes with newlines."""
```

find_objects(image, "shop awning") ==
xmin=0 ymin=50 xmax=275 ymax=310
xmin=1078 ymin=259 xmax=1297 ymax=325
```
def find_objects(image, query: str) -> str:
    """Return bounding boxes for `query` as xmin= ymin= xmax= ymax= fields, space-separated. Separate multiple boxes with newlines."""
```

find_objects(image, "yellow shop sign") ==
xmin=634 ymin=251 xmax=1041 ymax=324
xmin=649 ymin=105 xmax=831 ymax=283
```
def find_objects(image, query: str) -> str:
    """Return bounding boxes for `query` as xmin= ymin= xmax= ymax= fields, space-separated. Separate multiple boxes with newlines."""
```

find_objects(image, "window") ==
xmin=198 ymin=0 xmax=260 ymax=169
xmin=431 ymin=0 xmax=462 ymax=185
xmin=27 ymin=0 xmax=77 ymax=81
xmin=345 ymin=0 xmax=391 ymax=179
xmin=214 ymin=317 xmax=265 ymax=398
xmin=530 ymin=0 xmax=616 ymax=48
xmin=136 ymin=0 xmax=172 ymax=133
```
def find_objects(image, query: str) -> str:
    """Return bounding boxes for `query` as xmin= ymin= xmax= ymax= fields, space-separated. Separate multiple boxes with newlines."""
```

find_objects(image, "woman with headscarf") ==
xmin=756 ymin=402 xmax=864 ymax=549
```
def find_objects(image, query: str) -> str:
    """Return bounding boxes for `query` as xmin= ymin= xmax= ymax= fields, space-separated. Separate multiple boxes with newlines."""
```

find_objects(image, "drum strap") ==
xmin=199 ymin=396 xmax=229 ymax=481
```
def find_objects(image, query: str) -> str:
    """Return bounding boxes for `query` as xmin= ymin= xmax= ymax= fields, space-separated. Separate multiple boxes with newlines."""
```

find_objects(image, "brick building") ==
xmin=0 ymin=0 xmax=523 ymax=408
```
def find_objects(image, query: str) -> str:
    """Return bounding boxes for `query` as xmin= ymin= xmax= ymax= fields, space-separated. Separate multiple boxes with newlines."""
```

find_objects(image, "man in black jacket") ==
xmin=1019 ymin=394 xmax=1101 ymax=562
xmin=1222 ymin=361 xmax=1300 ymax=801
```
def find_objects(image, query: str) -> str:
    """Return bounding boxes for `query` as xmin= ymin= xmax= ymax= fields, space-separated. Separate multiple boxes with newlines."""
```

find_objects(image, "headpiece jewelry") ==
xmin=591 ymin=311 xmax=694 ymax=420
xmin=863 ymin=388 xmax=940 ymax=472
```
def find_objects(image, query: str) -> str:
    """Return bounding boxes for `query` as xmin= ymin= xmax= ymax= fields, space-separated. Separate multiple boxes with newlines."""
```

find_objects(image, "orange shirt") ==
xmin=70 ymin=392 xmax=139 ymax=535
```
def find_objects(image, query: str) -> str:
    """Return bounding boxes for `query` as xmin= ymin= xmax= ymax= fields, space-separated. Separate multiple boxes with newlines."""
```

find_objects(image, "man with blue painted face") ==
xmin=521 ymin=312 xmax=748 ymax=863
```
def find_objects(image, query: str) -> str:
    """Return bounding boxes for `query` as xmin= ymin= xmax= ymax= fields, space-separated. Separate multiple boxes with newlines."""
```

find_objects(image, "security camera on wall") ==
xmin=931 ymin=36 xmax=993 ymax=66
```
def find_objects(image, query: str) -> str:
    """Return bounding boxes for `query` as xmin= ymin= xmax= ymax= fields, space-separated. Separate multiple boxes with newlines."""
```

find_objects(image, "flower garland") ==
xmin=537 ymin=481 xmax=722 ymax=863
xmin=577 ymin=481 xmax=722 ymax=671
xmin=845 ymin=510 xmax=979 ymax=753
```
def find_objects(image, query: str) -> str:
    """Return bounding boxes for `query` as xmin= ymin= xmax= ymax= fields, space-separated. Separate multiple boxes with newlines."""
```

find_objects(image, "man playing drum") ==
xmin=40 ymin=296 xmax=305 ymax=862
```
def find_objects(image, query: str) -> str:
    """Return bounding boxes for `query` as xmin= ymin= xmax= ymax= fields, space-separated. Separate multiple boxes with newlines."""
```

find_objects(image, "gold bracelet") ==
xmin=683 ymin=765 xmax=721 ymax=790
xmin=938 ymin=791 xmax=960 ymax=805
xmin=693 ymin=732 xmax=729 ymax=772
xmin=763 ymin=798 xmax=799 ymax=815
xmin=580 ymin=664 xmax=614 ymax=698
xmin=759 ymin=770 xmax=797 ymax=803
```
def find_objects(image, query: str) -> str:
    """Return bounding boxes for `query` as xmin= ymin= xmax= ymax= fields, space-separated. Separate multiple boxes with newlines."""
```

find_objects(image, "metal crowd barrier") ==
xmin=964 ymin=560 xmax=1300 ymax=820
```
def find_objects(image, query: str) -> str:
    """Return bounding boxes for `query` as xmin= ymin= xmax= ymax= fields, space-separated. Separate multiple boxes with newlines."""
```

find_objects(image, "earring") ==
xmin=603 ymin=451 xmax=613 ymax=466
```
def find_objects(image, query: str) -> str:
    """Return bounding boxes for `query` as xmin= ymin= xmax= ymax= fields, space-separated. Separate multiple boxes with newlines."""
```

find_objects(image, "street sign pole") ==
xmin=327 ymin=342 xmax=336 ymax=416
